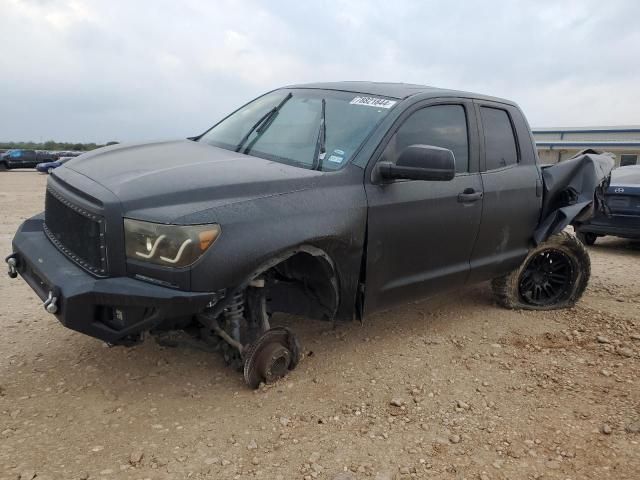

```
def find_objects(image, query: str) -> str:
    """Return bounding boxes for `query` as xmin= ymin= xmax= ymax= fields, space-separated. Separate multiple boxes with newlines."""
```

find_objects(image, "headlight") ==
xmin=124 ymin=219 xmax=221 ymax=268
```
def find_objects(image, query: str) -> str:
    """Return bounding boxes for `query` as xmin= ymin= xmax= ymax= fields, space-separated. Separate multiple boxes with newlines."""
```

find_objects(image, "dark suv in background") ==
xmin=0 ymin=149 xmax=58 ymax=170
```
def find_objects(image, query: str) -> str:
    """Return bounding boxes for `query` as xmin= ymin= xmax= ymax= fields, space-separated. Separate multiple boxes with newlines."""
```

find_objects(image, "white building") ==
xmin=533 ymin=126 xmax=640 ymax=166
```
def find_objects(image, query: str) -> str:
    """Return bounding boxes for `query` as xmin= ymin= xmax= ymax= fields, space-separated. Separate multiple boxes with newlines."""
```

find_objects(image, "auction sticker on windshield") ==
xmin=350 ymin=96 xmax=397 ymax=109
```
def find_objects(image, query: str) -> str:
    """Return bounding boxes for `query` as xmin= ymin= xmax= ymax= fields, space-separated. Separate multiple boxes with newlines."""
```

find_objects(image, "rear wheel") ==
xmin=492 ymin=232 xmax=590 ymax=310
xmin=576 ymin=231 xmax=597 ymax=246
xmin=0 ymin=162 xmax=7 ymax=171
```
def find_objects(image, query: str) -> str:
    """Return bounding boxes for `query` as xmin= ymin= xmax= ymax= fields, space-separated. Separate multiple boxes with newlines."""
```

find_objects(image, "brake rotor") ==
xmin=243 ymin=327 xmax=301 ymax=389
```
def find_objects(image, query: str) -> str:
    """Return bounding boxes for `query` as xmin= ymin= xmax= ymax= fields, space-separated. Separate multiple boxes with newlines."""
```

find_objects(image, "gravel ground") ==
xmin=1 ymin=171 xmax=639 ymax=480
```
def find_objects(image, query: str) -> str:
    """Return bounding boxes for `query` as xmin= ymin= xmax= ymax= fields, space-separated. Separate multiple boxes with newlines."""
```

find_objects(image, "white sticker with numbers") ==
xmin=349 ymin=96 xmax=397 ymax=109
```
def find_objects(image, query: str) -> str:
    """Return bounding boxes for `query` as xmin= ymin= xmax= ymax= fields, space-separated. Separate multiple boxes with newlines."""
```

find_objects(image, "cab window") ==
xmin=382 ymin=104 xmax=469 ymax=173
xmin=481 ymin=107 xmax=518 ymax=170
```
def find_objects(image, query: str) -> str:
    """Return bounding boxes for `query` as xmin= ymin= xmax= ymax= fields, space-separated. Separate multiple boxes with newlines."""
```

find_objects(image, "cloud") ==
xmin=0 ymin=0 xmax=638 ymax=143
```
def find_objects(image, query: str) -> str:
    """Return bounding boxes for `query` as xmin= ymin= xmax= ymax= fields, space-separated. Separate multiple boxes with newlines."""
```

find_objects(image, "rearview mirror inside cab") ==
xmin=378 ymin=144 xmax=456 ymax=182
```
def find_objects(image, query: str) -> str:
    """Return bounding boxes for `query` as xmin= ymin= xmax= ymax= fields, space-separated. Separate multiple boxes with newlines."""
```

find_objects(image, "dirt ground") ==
xmin=1 ymin=171 xmax=639 ymax=480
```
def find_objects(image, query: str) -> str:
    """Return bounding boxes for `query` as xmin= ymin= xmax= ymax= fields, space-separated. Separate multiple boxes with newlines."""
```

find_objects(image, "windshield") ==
xmin=198 ymin=89 xmax=397 ymax=171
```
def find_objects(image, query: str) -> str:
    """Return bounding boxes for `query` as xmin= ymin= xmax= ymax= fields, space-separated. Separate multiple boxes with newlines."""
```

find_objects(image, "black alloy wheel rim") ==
xmin=519 ymin=249 xmax=574 ymax=306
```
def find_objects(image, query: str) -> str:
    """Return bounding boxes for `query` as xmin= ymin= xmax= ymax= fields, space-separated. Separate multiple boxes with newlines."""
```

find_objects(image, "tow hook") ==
xmin=5 ymin=254 xmax=18 ymax=279
xmin=43 ymin=290 xmax=59 ymax=314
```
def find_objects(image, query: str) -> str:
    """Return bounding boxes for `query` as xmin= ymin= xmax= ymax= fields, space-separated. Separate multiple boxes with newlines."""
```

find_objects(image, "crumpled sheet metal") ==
xmin=534 ymin=154 xmax=614 ymax=245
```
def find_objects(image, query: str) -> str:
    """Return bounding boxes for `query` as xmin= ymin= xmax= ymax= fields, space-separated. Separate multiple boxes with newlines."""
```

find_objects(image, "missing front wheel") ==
xmin=196 ymin=285 xmax=302 ymax=387
xmin=243 ymin=327 xmax=301 ymax=389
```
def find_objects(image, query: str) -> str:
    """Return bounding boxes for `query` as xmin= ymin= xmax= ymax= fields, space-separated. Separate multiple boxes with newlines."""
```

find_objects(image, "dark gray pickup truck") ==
xmin=7 ymin=82 xmax=613 ymax=388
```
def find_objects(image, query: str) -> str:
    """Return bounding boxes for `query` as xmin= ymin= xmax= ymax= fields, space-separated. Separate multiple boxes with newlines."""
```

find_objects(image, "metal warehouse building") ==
xmin=533 ymin=126 xmax=640 ymax=166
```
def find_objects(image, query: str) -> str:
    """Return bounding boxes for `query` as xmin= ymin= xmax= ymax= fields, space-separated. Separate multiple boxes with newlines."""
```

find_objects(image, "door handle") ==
xmin=457 ymin=189 xmax=483 ymax=203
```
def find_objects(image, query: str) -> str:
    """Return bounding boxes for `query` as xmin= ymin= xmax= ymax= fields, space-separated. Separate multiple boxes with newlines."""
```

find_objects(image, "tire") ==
xmin=0 ymin=162 xmax=7 ymax=171
xmin=576 ymin=231 xmax=597 ymax=246
xmin=492 ymin=232 xmax=590 ymax=310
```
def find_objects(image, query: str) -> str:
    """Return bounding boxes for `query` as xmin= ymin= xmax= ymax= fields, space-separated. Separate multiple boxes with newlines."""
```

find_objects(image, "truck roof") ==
xmin=286 ymin=81 xmax=514 ymax=104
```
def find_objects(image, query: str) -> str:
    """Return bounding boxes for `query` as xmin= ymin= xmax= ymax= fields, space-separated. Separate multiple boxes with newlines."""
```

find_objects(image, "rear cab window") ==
xmin=480 ymin=107 xmax=519 ymax=170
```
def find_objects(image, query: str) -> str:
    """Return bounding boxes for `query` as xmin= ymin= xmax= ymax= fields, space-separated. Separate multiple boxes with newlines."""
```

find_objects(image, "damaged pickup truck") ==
xmin=7 ymin=82 xmax=613 ymax=388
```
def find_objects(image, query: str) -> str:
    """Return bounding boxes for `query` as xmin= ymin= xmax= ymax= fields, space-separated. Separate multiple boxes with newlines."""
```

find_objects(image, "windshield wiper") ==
xmin=235 ymin=92 xmax=293 ymax=153
xmin=312 ymin=98 xmax=327 ymax=170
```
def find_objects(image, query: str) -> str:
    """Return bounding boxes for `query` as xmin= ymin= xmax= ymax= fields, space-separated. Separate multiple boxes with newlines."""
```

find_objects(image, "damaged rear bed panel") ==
xmin=535 ymin=154 xmax=614 ymax=244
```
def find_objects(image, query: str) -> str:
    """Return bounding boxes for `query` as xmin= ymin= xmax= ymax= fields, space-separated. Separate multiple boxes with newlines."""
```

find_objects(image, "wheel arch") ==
xmin=246 ymin=244 xmax=340 ymax=321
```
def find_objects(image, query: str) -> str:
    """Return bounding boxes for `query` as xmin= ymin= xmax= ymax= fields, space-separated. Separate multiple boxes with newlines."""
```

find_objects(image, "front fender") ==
xmin=185 ymin=170 xmax=367 ymax=321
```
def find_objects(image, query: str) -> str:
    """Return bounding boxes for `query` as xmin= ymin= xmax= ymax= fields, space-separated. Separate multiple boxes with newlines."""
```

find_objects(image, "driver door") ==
xmin=364 ymin=100 xmax=483 ymax=313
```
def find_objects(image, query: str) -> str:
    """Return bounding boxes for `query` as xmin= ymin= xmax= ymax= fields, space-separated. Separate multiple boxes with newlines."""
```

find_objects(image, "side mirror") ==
xmin=377 ymin=145 xmax=456 ymax=181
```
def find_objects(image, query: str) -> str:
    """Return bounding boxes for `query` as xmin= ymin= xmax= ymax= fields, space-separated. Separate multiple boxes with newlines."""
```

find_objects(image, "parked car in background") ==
xmin=0 ymin=149 xmax=58 ymax=170
xmin=36 ymin=156 xmax=73 ymax=174
xmin=55 ymin=151 xmax=83 ymax=158
xmin=576 ymin=165 xmax=640 ymax=244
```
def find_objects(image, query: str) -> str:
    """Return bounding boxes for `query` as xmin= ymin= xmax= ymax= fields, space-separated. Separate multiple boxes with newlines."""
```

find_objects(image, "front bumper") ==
xmin=9 ymin=215 xmax=215 ymax=344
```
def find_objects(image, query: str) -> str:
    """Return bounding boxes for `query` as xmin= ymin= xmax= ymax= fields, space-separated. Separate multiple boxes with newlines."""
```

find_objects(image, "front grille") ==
xmin=44 ymin=188 xmax=107 ymax=276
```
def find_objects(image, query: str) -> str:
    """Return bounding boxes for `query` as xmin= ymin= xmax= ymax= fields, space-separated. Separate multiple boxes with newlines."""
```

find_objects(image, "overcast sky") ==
xmin=1 ymin=0 xmax=638 ymax=143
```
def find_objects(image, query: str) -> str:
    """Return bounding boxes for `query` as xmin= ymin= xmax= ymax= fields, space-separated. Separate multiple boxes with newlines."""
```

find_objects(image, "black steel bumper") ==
xmin=9 ymin=216 xmax=215 ymax=344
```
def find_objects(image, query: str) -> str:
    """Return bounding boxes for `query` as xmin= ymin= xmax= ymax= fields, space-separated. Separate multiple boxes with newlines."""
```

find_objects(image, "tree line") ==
xmin=0 ymin=140 xmax=119 ymax=151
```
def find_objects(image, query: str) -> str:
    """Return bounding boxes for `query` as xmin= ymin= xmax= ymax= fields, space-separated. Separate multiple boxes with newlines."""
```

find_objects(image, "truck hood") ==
xmin=63 ymin=140 xmax=323 ymax=222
